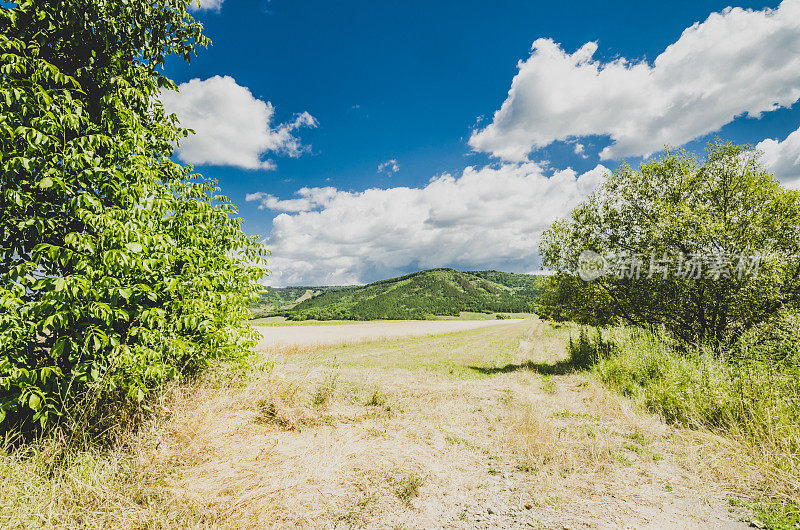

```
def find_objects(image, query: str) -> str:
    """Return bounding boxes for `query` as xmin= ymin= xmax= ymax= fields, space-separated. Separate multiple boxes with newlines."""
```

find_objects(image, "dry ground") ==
xmin=140 ymin=318 xmax=759 ymax=528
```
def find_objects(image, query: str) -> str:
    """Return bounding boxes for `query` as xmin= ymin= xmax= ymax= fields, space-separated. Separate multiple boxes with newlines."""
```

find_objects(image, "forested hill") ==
xmin=250 ymin=285 xmax=348 ymax=318
xmin=264 ymin=268 xmax=543 ymax=321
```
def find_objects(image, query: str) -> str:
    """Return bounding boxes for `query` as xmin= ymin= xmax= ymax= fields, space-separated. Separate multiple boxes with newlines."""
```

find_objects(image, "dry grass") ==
xmin=505 ymin=403 xmax=617 ymax=502
xmin=0 ymin=318 xmax=763 ymax=528
xmin=0 ymin=387 xmax=205 ymax=529
xmin=156 ymin=362 xmax=450 ymax=528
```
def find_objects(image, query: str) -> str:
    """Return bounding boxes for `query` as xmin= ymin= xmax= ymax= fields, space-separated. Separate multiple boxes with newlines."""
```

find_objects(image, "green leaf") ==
xmin=124 ymin=242 xmax=143 ymax=253
xmin=39 ymin=176 xmax=54 ymax=189
xmin=28 ymin=393 xmax=41 ymax=411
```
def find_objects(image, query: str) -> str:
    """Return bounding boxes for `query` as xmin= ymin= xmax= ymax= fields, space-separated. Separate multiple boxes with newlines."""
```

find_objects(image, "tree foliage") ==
xmin=540 ymin=141 xmax=800 ymax=348
xmin=0 ymin=0 xmax=266 ymax=431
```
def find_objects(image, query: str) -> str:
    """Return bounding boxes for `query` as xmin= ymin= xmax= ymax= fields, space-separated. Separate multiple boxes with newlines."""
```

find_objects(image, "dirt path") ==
xmin=159 ymin=319 xmax=752 ymax=528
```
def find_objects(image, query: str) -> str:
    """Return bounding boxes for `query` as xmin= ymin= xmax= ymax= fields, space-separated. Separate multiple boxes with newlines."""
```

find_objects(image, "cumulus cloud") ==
xmin=160 ymin=76 xmax=317 ymax=170
xmin=470 ymin=0 xmax=800 ymax=161
xmin=757 ymin=126 xmax=800 ymax=188
xmin=257 ymin=163 xmax=609 ymax=286
xmin=378 ymin=159 xmax=400 ymax=175
xmin=246 ymin=187 xmax=339 ymax=213
xmin=190 ymin=0 xmax=223 ymax=11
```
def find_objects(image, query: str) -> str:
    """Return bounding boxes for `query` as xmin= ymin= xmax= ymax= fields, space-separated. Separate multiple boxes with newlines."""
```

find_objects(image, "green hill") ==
xmin=250 ymin=285 xmax=348 ymax=318
xmin=268 ymin=268 xmax=543 ymax=321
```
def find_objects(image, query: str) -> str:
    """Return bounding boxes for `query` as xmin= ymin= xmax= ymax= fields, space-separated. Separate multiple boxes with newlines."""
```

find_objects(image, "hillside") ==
xmin=250 ymin=285 xmax=349 ymax=318
xmin=268 ymin=268 xmax=543 ymax=321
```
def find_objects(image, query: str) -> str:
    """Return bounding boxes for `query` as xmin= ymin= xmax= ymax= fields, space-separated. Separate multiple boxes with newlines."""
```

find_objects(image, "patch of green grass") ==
xmin=364 ymin=388 xmax=388 ymax=407
xmin=540 ymin=376 xmax=557 ymax=394
xmin=752 ymin=501 xmax=800 ymax=529
xmin=614 ymin=453 xmax=633 ymax=466
xmin=625 ymin=431 xmax=648 ymax=445
xmin=444 ymin=434 xmax=481 ymax=451
xmin=336 ymin=492 xmax=378 ymax=526
xmin=551 ymin=409 xmax=592 ymax=419
xmin=312 ymin=374 xmax=338 ymax=406
xmin=515 ymin=462 xmax=536 ymax=472
xmin=394 ymin=473 xmax=424 ymax=505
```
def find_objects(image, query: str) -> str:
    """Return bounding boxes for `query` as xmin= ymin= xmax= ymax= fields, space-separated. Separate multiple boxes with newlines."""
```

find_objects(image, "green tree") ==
xmin=0 ymin=0 xmax=266 ymax=431
xmin=540 ymin=141 xmax=800 ymax=348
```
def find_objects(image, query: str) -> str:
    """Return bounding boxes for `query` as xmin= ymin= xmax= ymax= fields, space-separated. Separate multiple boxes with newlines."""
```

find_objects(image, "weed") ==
xmin=568 ymin=327 xmax=616 ymax=369
xmin=365 ymin=388 xmax=388 ymax=407
xmin=752 ymin=501 xmax=800 ymax=529
xmin=394 ymin=473 xmax=423 ymax=505
xmin=625 ymin=431 xmax=647 ymax=445
xmin=552 ymin=409 xmax=591 ymax=419
xmin=591 ymin=326 xmax=800 ymax=519
xmin=312 ymin=373 xmax=339 ymax=406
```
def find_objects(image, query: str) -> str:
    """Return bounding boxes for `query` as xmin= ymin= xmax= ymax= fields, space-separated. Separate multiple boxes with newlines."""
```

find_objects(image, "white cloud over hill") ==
xmin=253 ymin=163 xmax=608 ymax=286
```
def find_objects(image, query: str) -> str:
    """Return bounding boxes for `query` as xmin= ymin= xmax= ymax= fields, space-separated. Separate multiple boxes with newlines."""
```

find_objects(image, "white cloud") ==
xmin=573 ymin=143 xmax=587 ymax=158
xmin=246 ymin=187 xmax=339 ymax=213
xmin=378 ymin=159 xmax=400 ymax=175
xmin=257 ymin=163 xmax=608 ymax=286
xmin=160 ymin=76 xmax=317 ymax=170
xmin=757 ymin=126 xmax=800 ymax=188
xmin=190 ymin=0 xmax=223 ymax=12
xmin=470 ymin=0 xmax=800 ymax=161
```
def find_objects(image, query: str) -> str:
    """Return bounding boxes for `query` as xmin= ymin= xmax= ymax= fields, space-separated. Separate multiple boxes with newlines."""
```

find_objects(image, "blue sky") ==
xmin=162 ymin=0 xmax=800 ymax=285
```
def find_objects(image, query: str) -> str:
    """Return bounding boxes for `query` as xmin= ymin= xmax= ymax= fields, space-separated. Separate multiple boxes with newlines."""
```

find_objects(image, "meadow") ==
xmin=1 ymin=317 xmax=774 ymax=528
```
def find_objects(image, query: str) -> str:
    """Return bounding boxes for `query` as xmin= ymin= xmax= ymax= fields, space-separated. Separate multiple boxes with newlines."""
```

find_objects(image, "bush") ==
xmin=0 ymin=1 xmax=266 ymax=435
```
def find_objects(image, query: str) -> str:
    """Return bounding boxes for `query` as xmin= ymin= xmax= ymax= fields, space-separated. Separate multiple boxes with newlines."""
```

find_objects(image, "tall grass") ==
xmin=590 ymin=326 xmax=800 ymax=525
xmin=0 ymin=420 xmax=196 ymax=528
xmin=567 ymin=327 xmax=616 ymax=369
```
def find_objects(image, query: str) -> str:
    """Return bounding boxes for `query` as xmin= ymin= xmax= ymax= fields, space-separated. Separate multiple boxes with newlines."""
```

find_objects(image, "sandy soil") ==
xmin=254 ymin=319 xmax=523 ymax=347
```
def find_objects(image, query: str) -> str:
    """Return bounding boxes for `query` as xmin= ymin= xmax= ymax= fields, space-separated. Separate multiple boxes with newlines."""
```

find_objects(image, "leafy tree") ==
xmin=0 ymin=0 xmax=266 ymax=431
xmin=540 ymin=141 xmax=800 ymax=349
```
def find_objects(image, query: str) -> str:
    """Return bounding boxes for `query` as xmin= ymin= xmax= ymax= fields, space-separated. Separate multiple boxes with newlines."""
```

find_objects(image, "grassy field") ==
xmin=2 ymin=317 xmax=770 ymax=528
xmin=286 ymin=319 xmax=529 ymax=377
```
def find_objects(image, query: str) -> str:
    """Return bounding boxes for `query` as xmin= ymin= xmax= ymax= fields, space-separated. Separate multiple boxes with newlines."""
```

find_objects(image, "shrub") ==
xmin=0 ymin=1 xmax=266 ymax=435
xmin=394 ymin=473 xmax=423 ymax=504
